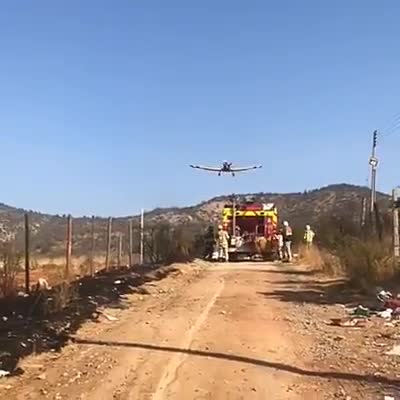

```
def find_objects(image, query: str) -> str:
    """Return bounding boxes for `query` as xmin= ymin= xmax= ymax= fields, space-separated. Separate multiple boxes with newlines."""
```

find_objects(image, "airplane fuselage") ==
xmin=221 ymin=162 xmax=232 ymax=172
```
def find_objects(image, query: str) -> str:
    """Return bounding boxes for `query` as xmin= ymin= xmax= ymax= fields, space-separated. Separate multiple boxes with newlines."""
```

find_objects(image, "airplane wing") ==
xmin=230 ymin=165 xmax=262 ymax=172
xmin=190 ymin=164 xmax=221 ymax=172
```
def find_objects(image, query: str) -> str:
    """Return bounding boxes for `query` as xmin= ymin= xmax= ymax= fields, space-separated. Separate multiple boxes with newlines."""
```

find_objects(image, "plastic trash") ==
xmin=100 ymin=312 xmax=118 ymax=322
xmin=353 ymin=305 xmax=370 ymax=317
xmin=0 ymin=370 xmax=10 ymax=378
xmin=377 ymin=289 xmax=393 ymax=302
xmin=330 ymin=318 xmax=366 ymax=327
xmin=378 ymin=309 xmax=393 ymax=320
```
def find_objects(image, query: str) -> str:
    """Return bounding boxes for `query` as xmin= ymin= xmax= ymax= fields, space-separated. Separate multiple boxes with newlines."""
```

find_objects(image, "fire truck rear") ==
xmin=222 ymin=199 xmax=279 ymax=261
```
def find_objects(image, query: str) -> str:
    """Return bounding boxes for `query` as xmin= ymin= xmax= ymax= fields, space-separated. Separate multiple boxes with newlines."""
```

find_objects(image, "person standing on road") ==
xmin=282 ymin=221 xmax=293 ymax=262
xmin=276 ymin=229 xmax=284 ymax=260
xmin=217 ymin=225 xmax=230 ymax=262
xmin=204 ymin=225 xmax=216 ymax=260
xmin=304 ymin=225 xmax=315 ymax=248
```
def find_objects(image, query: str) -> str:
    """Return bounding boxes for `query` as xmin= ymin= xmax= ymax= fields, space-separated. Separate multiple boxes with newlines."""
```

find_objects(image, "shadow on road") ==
xmin=259 ymin=279 xmax=370 ymax=307
xmin=73 ymin=338 xmax=400 ymax=389
xmin=264 ymin=269 xmax=317 ymax=276
xmin=0 ymin=265 xmax=177 ymax=373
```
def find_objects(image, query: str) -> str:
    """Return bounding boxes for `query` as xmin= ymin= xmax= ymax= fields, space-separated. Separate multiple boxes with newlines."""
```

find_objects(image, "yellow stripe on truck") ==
xmin=223 ymin=209 xmax=277 ymax=218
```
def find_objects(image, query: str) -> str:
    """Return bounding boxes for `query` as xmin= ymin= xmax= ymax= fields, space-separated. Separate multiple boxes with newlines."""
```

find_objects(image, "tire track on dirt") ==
xmin=149 ymin=277 xmax=225 ymax=400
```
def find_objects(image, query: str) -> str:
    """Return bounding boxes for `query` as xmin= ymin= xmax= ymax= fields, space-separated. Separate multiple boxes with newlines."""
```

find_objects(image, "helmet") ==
xmin=283 ymin=221 xmax=289 ymax=227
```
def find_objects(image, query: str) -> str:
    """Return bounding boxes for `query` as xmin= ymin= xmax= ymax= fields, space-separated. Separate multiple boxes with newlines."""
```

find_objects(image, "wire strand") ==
xmin=384 ymin=123 xmax=400 ymax=137
xmin=381 ymin=112 xmax=400 ymax=134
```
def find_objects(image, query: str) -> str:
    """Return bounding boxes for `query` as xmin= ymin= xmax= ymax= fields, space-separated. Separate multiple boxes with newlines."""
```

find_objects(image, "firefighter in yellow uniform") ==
xmin=218 ymin=225 xmax=230 ymax=262
xmin=304 ymin=225 xmax=315 ymax=248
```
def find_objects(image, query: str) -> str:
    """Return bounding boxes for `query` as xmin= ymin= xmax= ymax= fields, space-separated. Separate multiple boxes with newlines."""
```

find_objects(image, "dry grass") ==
xmin=0 ymin=243 xmax=22 ymax=297
xmin=298 ymin=245 xmax=344 ymax=276
xmin=336 ymin=237 xmax=396 ymax=289
xmin=301 ymin=237 xmax=398 ymax=289
xmin=51 ymin=281 xmax=78 ymax=313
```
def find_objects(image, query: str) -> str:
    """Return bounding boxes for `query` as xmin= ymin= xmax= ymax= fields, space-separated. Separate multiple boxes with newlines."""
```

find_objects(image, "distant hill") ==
xmin=0 ymin=184 xmax=390 ymax=258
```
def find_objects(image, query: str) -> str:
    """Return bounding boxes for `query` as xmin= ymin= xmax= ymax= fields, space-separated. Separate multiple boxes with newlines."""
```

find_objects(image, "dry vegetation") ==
xmin=0 ymin=184 xmax=391 ymax=258
xmin=144 ymin=221 xmax=205 ymax=264
xmin=0 ymin=242 xmax=23 ymax=297
xmin=0 ymin=184 xmax=394 ymax=295
xmin=298 ymin=212 xmax=398 ymax=289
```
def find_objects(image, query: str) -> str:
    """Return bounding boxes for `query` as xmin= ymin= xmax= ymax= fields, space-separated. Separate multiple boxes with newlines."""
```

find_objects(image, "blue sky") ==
xmin=1 ymin=1 xmax=399 ymax=216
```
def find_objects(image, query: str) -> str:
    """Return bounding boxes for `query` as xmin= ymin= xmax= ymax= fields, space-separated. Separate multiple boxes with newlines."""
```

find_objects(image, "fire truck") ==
xmin=221 ymin=198 xmax=279 ymax=261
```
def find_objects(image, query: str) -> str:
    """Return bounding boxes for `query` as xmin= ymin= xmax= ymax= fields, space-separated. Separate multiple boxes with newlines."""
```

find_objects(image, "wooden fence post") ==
xmin=394 ymin=188 xmax=400 ymax=262
xmin=394 ymin=208 xmax=399 ymax=259
xmin=65 ymin=215 xmax=72 ymax=280
xmin=105 ymin=217 xmax=112 ymax=270
xmin=118 ymin=233 xmax=122 ymax=266
xmin=140 ymin=209 xmax=144 ymax=265
xmin=360 ymin=197 xmax=367 ymax=228
xmin=24 ymin=213 xmax=30 ymax=294
xmin=128 ymin=219 xmax=133 ymax=268
xmin=90 ymin=216 xmax=95 ymax=276
xmin=374 ymin=202 xmax=383 ymax=242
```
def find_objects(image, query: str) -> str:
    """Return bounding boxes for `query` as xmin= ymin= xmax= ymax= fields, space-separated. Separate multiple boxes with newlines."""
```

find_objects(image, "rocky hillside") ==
xmin=0 ymin=184 xmax=390 ymax=257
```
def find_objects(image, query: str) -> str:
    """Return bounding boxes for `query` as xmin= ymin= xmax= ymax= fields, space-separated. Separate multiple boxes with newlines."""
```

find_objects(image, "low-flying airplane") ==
xmin=190 ymin=161 xmax=262 ymax=176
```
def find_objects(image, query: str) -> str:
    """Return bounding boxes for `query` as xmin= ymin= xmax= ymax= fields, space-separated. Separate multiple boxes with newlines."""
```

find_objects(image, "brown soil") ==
xmin=0 ymin=261 xmax=399 ymax=399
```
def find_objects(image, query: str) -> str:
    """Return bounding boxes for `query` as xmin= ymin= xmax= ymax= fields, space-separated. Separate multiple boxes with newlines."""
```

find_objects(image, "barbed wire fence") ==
xmin=0 ymin=210 xmax=205 ymax=297
xmin=0 ymin=213 xmax=146 ymax=297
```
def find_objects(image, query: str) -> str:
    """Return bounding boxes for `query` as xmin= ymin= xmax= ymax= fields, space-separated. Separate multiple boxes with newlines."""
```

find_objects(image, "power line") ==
xmin=384 ymin=123 xmax=400 ymax=137
xmin=381 ymin=112 xmax=400 ymax=135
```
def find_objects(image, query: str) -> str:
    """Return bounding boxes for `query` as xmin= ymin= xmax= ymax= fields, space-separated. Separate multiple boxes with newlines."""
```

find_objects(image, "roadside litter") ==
xmin=385 ymin=345 xmax=400 ymax=356
xmin=340 ymin=288 xmax=400 ymax=325
xmin=352 ymin=305 xmax=371 ymax=317
xmin=99 ymin=311 xmax=119 ymax=322
xmin=330 ymin=318 xmax=367 ymax=328
xmin=0 ymin=370 xmax=10 ymax=378
xmin=378 ymin=309 xmax=393 ymax=320
xmin=377 ymin=289 xmax=393 ymax=303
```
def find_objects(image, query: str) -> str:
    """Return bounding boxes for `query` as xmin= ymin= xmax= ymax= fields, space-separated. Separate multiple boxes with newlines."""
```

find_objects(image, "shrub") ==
xmin=335 ymin=237 xmax=395 ymax=288
xmin=308 ymin=213 xmax=397 ymax=288
xmin=144 ymin=221 xmax=204 ymax=264
xmin=51 ymin=281 xmax=78 ymax=314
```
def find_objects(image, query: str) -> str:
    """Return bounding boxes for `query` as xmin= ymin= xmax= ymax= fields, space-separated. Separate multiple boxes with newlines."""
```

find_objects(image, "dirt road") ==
xmin=1 ymin=262 xmax=399 ymax=399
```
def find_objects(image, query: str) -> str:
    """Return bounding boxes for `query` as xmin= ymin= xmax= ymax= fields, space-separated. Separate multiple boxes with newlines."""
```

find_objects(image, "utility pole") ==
xmin=140 ymin=209 xmax=144 ymax=265
xmin=105 ymin=217 xmax=112 ymax=270
xmin=394 ymin=188 xmax=400 ymax=261
xmin=369 ymin=130 xmax=378 ymax=213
